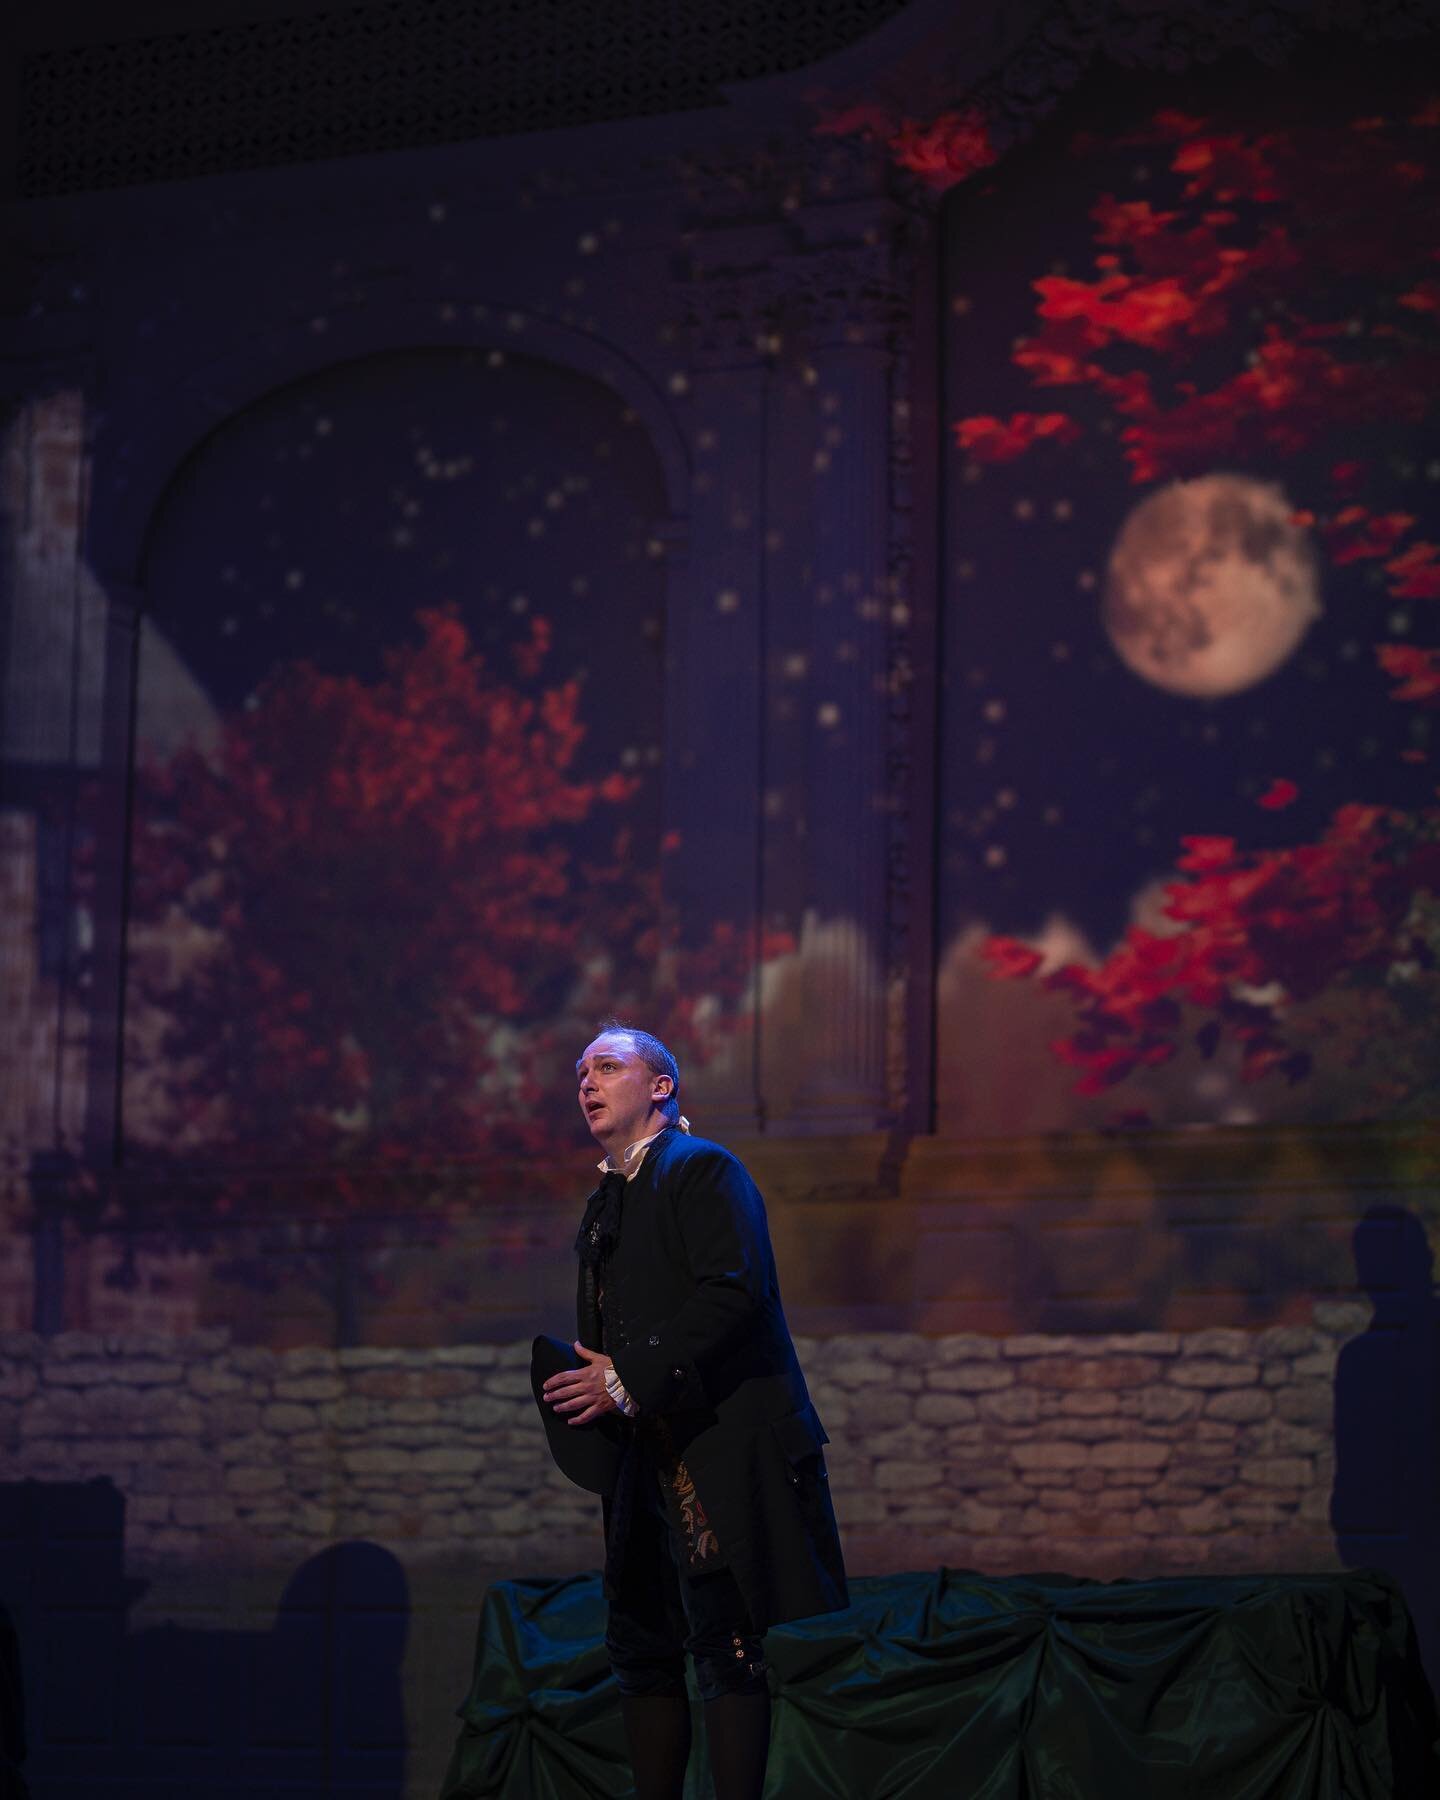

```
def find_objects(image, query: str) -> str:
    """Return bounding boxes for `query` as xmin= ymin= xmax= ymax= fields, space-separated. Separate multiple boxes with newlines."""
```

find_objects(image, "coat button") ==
xmin=672 ymin=1366 xmax=684 ymax=1380
xmin=648 ymin=1334 xmax=660 ymax=1346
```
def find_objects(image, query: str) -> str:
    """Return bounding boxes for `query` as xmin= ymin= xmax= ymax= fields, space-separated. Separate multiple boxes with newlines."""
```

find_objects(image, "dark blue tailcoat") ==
xmin=577 ymin=1125 xmax=848 ymax=1632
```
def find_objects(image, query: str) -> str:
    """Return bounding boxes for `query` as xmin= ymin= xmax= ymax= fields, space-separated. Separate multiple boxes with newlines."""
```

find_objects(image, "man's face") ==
xmin=576 ymin=1032 xmax=671 ymax=1153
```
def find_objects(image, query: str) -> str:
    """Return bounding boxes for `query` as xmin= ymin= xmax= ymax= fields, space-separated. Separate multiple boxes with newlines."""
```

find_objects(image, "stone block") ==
xmin=337 ymin=1348 xmax=408 ymax=1368
xmin=1292 ymin=1351 xmax=1338 ymax=1380
xmin=1057 ymin=1391 xmax=1119 ymax=1418
xmin=978 ymin=1389 xmax=1039 ymax=1425
xmin=934 ymin=1336 xmax=1000 ymax=1363
xmin=45 ymin=1361 xmax=111 ymax=1386
xmin=487 ymin=1504 xmax=532 ymax=1534
xmin=835 ymin=1487 xmax=885 ymax=1524
xmin=1180 ymin=1329 xmax=1255 ymax=1359
xmin=893 ymin=1505 xmax=951 ymax=1527
xmin=865 ymin=1425 xmax=939 ymax=1459
xmin=225 ymin=1466 xmax=286 ymax=1495
xmin=273 ymin=1376 xmax=345 ymax=1403
xmin=482 ymin=1371 xmax=534 ymax=1400
xmin=1139 ymin=1387 xmax=1201 ymax=1423
xmin=849 ymin=1388 xmax=914 ymax=1429
xmin=1094 ymin=1333 xmax=1181 ymax=1357
xmin=1274 ymin=1384 xmax=1331 ymax=1427
xmin=1311 ymin=1302 xmax=1367 ymax=1337
xmin=0 ymin=1364 xmax=36 ymax=1402
xmin=1002 ymin=1335 xmax=1083 ymax=1359
xmin=828 ymin=1361 xmax=892 ymax=1389
xmin=1053 ymin=1418 xmax=1127 ymax=1443
xmin=150 ymin=1437 xmax=208 ymax=1467
xmin=1204 ymin=1389 xmax=1272 ymax=1424
xmin=430 ymin=1345 xmax=499 ymax=1367
xmin=1167 ymin=1359 xmax=1260 ymax=1389
xmin=344 ymin=1447 xmax=412 ymax=1476
xmin=173 ymin=1496 xmax=236 ymax=1528
xmin=109 ymin=1360 xmax=185 ymax=1386
xmin=927 ymin=1364 xmax=1014 ymax=1393
xmin=1011 ymin=1441 xmax=1090 ymax=1471
xmin=914 ymin=1394 xmax=978 ymax=1426
xmin=1262 ymin=1423 xmax=1329 ymax=1456
xmin=874 ymin=1461 xmax=943 ymax=1492
xmin=1023 ymin=1357 xmax=1160 ymax=1391
xmin=1255 ymin=1325 xmax=1316 ymax=1358
xmin=1246 ymin=1457 xmax=1312 ymax=1490
xmin=1148 ymin=1483 xmax=1206 ymax=1506
xmin=872 ymin=1334 xmax=935 ymax=1366
xmin=262 ymin=1404 xmax=317 ymax=1434
xmin=1089 ymin=1440 xmax=1170 ymax=1470
xmin=187 ymin=1366 xmax=249 ymax=1397
xmin=320 ymin=1396 xmax=372 ymax=1431
xmin=411 ymin=1447 xmax=486 ymax=1475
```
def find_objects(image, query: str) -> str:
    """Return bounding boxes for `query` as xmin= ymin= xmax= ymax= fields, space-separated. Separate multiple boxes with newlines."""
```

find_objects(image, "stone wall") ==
xmin=0 ymin=1311 xmax=1362 ymax=1579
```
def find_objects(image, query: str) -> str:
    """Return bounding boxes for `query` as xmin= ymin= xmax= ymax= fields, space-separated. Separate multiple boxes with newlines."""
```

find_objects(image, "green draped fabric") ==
xmin=439 ymin=1568 xmax=1439 ymax=1799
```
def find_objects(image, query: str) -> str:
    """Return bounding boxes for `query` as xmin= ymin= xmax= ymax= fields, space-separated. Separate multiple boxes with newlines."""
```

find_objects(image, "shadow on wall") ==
xmin=0 ymin=1480 xmax=406 ymax=1798
xmin=1332 ymin=1206 xmax=1440 ymax=1694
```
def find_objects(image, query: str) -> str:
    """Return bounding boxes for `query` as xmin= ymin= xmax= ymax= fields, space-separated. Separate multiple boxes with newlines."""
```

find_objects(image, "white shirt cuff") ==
xmin=604 ymin=1365 xmax=638 ymax=1417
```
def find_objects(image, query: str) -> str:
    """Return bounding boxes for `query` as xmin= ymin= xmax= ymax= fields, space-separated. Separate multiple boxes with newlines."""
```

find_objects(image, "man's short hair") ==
xmin=601 ymin=1020 xmax=680 ymax=1123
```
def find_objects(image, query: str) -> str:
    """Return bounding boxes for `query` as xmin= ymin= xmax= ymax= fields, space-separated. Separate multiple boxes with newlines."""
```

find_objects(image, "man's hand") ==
xmin=541 ymin=1343 xmax=619 ymax=1427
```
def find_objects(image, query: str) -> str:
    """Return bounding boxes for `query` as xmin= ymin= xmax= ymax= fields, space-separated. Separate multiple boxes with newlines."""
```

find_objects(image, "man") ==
xmin=541 ymin=1024 xmax=847 ymax=1800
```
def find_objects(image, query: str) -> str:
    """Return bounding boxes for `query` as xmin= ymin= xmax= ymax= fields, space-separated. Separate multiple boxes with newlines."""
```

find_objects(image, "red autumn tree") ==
xmin=128 ymin=607 xmax=667 ymax=1194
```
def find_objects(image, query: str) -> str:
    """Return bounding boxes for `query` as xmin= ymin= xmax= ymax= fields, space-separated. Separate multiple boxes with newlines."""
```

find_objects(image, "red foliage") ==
xmin=1324 ymin=507 xmax=1416 ymax=565
xmin=954 ymin=412 xmax=1082 ymax=462
xmin=1385 ymin=541 xmax=1440 ymax=601
xmin=1257 ymin=778 xmax=1299 ymax=811
xmin=816 ymin=103 xmax=997 ymax=191
xmin=1377 ymin=642 xmax=1440 ymax=704
xmin=128 ymin=607 xmax=773 ymax=1214
xmin=984 ymin=801 xmax=1438 ymax=1096
xmin=951 ymin=99 xmax=1440 ymax=490
xmin=981 ymin=937 xmax=1044 ymax=981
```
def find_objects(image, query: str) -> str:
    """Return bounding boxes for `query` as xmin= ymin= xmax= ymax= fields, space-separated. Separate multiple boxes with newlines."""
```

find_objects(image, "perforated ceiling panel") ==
xmin=18 ymin=0 xmax=909 ymax=196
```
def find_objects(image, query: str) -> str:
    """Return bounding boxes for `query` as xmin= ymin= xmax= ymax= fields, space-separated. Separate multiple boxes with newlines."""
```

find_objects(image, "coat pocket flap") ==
xmin=771 ymin=1406 xmax=829 ymax=1465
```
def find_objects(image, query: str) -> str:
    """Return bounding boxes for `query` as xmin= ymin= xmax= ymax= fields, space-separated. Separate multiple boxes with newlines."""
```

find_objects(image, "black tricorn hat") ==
xmin=530 ymin=1334 xmax=625 ymax=1496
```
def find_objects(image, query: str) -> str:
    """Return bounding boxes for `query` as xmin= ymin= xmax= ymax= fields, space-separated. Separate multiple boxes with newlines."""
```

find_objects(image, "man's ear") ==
xmin=652 ymin=1075 xmax=674 ymax=1102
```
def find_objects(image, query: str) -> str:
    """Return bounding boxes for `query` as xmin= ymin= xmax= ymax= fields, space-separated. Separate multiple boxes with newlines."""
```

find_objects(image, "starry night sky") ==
xmin=139 ymin=345 xmax=669 ymax=796
xmin=939 ymin=55 xmax=1439 ymax=953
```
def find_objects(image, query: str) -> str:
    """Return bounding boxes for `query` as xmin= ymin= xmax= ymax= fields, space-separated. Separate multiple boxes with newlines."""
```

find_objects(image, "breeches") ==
xmin=605 ymin=1449 xmax=767 ymax=1704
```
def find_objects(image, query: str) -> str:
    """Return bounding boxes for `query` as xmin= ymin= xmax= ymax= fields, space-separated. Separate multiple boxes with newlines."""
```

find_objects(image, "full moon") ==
xmin=1103 ymin=474 xmax=1321 ymax=698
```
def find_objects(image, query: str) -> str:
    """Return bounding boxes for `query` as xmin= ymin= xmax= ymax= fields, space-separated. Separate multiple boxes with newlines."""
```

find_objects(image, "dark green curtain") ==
xmin=439 ymin=1568 xmax=1439 ymax=1799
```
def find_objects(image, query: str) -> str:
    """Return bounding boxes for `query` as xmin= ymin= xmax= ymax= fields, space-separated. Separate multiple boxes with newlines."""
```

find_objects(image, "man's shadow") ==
xmin=1332 ymin=1204 xmax=1440 ymax=1692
